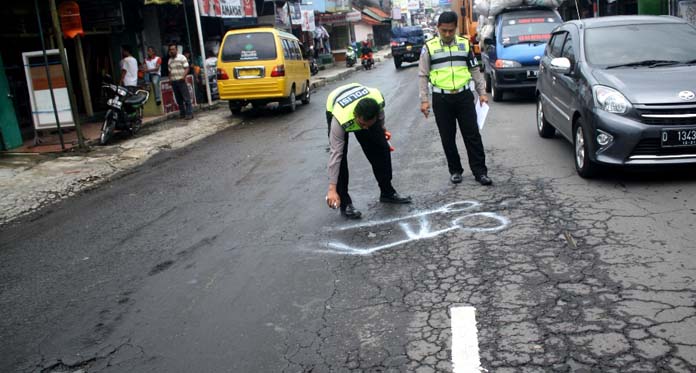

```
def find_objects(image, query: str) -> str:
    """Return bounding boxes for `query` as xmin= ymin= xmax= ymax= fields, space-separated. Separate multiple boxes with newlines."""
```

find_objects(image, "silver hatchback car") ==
xmin=535 ymin=16 xmax=696 ymax=177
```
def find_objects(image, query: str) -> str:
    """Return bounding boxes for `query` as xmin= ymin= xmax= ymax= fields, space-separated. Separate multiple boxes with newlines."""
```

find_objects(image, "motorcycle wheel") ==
xmin=100 ymin=114 xmax=115 ymax=145
xmin=130 ymin=107 xmax=143 ymax=135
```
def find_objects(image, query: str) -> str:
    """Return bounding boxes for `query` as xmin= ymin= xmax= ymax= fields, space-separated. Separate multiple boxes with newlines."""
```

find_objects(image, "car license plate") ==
xmin=661 ymin=128 xmax=696 ymax=147
xmin=404 ymin=53 xmax=413 ymax=58
xmin=238 ymin=69 xmax=261 ymax=77
xmin=527 ymin=70 xmax=538 ymax=78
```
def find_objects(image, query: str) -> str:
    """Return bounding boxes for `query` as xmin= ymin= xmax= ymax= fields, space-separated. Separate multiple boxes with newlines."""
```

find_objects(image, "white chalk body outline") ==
xmin=326 ymin=201 xmax=509 ymax=255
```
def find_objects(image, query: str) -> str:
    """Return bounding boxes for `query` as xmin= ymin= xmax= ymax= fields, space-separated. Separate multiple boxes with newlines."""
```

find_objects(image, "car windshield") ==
xmin=221 ymin=32 xmax=277 ymax=62
xmin=585 ymin=23 xmax=696 ymax=67
xmin=501 ymin=17 xmax=560 ymax=46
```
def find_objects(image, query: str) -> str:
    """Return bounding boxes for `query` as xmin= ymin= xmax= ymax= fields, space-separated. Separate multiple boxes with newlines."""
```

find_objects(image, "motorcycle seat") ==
xmin=124 ymin=92 xmax=148 ymax=106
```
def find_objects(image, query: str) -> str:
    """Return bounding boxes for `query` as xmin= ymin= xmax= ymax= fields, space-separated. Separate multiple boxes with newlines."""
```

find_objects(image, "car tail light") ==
xmin=271 ymin=65 xmax=285 ymax=77
xmin=217 ymin=68 xmax=229 ymax=80
xmin=390 ymin=41 xmax=399 ymax=47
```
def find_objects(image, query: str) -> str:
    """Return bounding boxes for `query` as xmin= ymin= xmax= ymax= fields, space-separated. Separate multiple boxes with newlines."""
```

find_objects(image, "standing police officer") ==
xmin=418 ymin=11 xmax=492 ymax=186
xmin=326 ymin=83 xmax=412 ymax=219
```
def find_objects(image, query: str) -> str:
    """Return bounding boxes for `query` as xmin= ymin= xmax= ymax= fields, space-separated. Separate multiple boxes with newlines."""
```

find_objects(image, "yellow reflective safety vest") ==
xmin=326 ymin=83 xmax=385 ymax=132
xmin=425 ymin=36 xmax=476 ymax=91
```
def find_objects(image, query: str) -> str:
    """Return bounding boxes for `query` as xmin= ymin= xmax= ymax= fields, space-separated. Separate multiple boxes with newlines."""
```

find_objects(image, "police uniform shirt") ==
xmin=417 ymin=37 xmax=487 ymax=102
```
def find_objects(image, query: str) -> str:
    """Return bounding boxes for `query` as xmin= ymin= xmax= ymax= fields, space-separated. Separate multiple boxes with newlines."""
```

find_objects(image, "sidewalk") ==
xmin=0 ymin=48 xmax=392 ymax=226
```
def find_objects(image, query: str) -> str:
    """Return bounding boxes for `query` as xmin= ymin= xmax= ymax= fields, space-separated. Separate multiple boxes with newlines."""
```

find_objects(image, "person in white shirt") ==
xmin=143 ymin=46 xmax=162 ymax=105
xmin=119 ymin=45 xmax=138 ymax=90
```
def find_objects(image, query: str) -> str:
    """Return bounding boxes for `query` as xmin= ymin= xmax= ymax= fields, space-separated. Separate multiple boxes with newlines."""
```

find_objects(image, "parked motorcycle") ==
xmin=100 ymin=82 xmax=149 ymax=145
xmin=309 ymin=56 xmax=319 ymax=76
xmin=346 ymin=45 xmax=357 ymax=68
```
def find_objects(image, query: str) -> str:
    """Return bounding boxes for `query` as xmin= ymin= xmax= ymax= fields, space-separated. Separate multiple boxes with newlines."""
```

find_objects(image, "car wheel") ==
xmin=536 ymin=96 xmax=555 ymax=138
xmin=286 ymin=90 xmax=296 ymax=113
xmin=394 ymin=57 xmax=402 ymax=69
xmin=485 ymin=73 xmax=492 ymax=93
xmin=229 ymin=101 xmax=242 ymax=115
xmin=491 ymin=76 xmax=504 ymax=102
xmin=573 ymin=118 xmax=597 ymax=178
xmin=301 ymin=82 xmax=311 ymax=105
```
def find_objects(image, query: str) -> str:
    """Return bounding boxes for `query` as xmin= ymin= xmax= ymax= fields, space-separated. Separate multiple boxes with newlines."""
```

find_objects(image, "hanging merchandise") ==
xmin=301 ymin=8 xmax=316 ymax=32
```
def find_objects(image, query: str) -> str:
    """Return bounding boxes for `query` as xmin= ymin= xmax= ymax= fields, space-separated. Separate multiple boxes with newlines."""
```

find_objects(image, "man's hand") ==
xmin=479 ymin=94 xmax=489 ymax=105
xmin=420 ymin=102 xmax=430 ymax=118
xmin=326 ymin=185 xmax=340 ymax=209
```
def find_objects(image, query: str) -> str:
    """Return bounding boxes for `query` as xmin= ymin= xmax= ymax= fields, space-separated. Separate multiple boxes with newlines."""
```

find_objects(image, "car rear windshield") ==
xmin=501 ymin=16 xmax=560 ymax=45
xmin=221 ymin=32 xmax=277 ymax=62
xmin=392 ymin=27 xmax=424 ymax=39
xmin=585 ymin=23 xmax=696 ymax=66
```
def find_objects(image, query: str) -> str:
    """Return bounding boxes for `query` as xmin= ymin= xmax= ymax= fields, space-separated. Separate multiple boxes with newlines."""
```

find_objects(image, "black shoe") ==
xmin=379 ymin=192 xmax=412 ymax=204
xmin=340 ymin=204 xmax=362 ymax=219
xmin=185 ymin=115 xmax=194 ymax=120
xmin=156 ymin=100 xmax=161 ymax=106
xmin=450 ymin=173 xmax=463 ymax=184
xmin=475 ymin=174 xmax=493 ymax=186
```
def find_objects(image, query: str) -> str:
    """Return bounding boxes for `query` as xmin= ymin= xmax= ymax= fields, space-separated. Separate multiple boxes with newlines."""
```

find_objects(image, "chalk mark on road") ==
xmin=326 ymin=201 xmax=509 ymax=255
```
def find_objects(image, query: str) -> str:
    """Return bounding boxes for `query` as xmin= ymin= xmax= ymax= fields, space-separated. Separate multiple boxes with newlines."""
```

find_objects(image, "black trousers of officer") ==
xmin=432 ymin=89 xmax=487 ymax=177
xmin=327 ymin=113 xmax=396 ymax=210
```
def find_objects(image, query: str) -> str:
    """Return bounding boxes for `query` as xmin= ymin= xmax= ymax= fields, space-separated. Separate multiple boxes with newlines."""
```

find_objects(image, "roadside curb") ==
xmin=309 ymin=50 xmax=393 ymax=90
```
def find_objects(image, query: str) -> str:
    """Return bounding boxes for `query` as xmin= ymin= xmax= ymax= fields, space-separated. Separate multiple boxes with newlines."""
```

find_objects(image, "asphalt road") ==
xmin=2 ymin=61 xmax=696 ymax=373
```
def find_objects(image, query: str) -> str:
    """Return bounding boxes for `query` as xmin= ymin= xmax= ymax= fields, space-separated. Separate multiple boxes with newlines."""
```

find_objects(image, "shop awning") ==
xmin=363 ymin=6 xmax=391 ymax=22
xmin=361 ymin=14 xmax=382 ymax=25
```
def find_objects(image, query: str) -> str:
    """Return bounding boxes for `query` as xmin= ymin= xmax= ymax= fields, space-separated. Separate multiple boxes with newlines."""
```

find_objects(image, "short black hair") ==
xmin=168 ymin=43 xmax=178 ymax=50
xmin=121 ymin=45 xmax=132 ymax=55
xmin=354 ymin=98 xmax=380 ymax=121
xmin=438 ymin=11 xmax=458 ymax=25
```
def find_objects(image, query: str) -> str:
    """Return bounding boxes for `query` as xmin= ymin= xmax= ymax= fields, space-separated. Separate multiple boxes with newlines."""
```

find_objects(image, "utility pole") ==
xmin=49 ymin=0 xmax=87 ymax=151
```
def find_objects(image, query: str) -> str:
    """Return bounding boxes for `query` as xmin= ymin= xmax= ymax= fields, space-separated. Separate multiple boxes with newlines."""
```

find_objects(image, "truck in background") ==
xmin=479 ymin=6 xmax=562 ymax=101
xmin=450 ymin=0 xmax=482 ymax=56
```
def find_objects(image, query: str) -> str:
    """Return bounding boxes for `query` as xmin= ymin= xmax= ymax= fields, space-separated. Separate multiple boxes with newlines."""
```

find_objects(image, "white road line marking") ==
xmin=451 ymin=306 xmax=484 ymax=373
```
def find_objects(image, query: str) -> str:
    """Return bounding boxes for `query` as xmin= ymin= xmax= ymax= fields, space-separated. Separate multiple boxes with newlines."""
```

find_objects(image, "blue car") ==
xmin=481 ymin=7 xmax=562 ymax=101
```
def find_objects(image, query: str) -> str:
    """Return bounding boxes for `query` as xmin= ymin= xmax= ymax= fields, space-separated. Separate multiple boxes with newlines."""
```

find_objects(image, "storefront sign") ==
xmin=59 ymin=1 xmax=84 ymax=39
xmin=317 ymin=12 xmax=346 ymax=24
xmin=161 ymin=75 xmax=197 ymax=114
xmin=199 ymin=0 xmax=256 ymax=18
xmin=22 ymin=50 xmax=74 ymax=130
xmin=301 ymin=9 xmax=316 ymax=31
xmin=346 ymin=10 xmax=361 ymax=22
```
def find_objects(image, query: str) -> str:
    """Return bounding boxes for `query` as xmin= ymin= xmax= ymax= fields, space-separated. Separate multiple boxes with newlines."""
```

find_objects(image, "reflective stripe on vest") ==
xmin=326 ymin=84 xmax=385 ymax=132
xmin=426 ymin=36 xmax=473 ymax=91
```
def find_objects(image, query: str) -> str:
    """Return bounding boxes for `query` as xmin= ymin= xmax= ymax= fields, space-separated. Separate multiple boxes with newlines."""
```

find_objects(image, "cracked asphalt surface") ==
xmin=2 ymin=61 xmax=696 ymax=372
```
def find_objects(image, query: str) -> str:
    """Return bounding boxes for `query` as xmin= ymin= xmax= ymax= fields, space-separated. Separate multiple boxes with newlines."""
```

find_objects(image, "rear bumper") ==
xmin=218 ymin=78 xmax=286 ymax=100
xmin=391 ymin=46 xmax=422 ymax=62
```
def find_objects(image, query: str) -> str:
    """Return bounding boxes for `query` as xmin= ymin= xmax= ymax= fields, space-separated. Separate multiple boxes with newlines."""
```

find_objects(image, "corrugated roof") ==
xmin=365 ymin=6 xmax=390 ymax=19
xmin=361 ymin=14 xmax=382 ymax=25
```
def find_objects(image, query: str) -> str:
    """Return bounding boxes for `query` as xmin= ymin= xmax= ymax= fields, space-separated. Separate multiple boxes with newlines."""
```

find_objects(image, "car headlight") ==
xmin=593 ymin=85 xmax=632 ymax=114
xmin=495 ymin=59 xmax=522 ymax=68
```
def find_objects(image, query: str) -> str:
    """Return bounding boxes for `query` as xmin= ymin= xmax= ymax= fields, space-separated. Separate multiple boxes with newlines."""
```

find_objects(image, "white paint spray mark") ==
xmin=337 ymin=200 xmax=481 ymax=231
xmin=326 ymin=201 xmax=509 ymax=255
xmin=451 ymin=306 xmax=485 ymax=373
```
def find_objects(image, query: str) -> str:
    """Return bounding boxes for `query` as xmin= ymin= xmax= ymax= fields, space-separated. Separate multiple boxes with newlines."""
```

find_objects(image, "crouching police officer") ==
xmin=326 ymin=83 xmax=412 ymax=219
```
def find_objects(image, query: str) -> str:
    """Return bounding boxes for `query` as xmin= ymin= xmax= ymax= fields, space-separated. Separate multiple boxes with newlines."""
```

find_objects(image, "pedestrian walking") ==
xmin=168 ymin=44 xmax=193 ymax=120
xmin=119 ymin=45 xmax=138 ymax=91
xmin=418 ymin=11 xmax=492 ymax=186
xmin=326 ymin=83 xmax=412 ymax=219
xmin=143 ymin=46 xmax=162 ymax=105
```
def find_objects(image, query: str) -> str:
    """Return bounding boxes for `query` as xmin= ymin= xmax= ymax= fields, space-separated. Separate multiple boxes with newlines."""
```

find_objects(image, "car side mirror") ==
xmin=550 ymin=57 xmax=572 ymax=74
